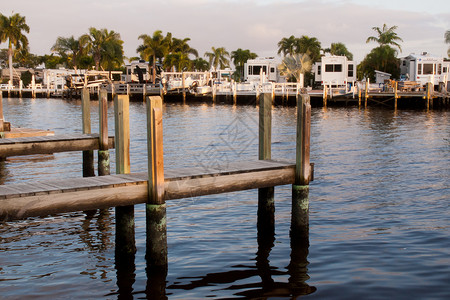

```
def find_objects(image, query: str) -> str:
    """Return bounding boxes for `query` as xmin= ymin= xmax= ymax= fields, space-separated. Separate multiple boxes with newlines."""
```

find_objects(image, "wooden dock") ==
xmin=0 ymin=91 xmax=313 ymax=270
xmin=0 ymin=159 xmax=295 ymax=221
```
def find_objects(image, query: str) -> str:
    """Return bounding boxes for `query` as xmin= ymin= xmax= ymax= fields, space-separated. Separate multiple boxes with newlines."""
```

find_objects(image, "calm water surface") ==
xmin=0 ymin=98 xmax=449 ymax=299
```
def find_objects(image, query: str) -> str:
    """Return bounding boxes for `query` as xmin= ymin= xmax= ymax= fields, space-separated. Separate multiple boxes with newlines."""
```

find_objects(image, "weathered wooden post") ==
xmin=19 ymin=80 xmax=23 ymax=98
xmin=0 ymin=92 xmax=4 ymax=132
xmin=98 ymin=89 xmax=110 ymax=176
xmin=292 ymin=93 xmax=311 ymax=240
xmin=233 ymin=81 xmax=237 ymax=105
xmin=143 ymin=83 xmax=147 ymax=102
xmin=365 ymin=78 xmax=369 ymax=108
xmin=182 ymin=72 xmax=186 ymax=103
xmin=394 ymin=81 xmax=398 ymax=110
xmin=114 ymin=94 xmax=136 ymax=255
xmin=145 ymin=95 xmax=167 ymax=267
xmin=323 ymin=84 xmax=327 ymax=107
xmin=258 ymin=92 xmax=275 ymax=238
xmin=81 ymin=88 xmax=95 ymax=177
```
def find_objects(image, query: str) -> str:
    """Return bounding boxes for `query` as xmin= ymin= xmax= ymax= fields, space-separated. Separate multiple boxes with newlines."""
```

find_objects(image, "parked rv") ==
xmin=400 ymin=53 xmax=450 ymax=86
xmin=314 ymin=55 xmax=356 ymax=87
xmin=244 ymin=57 xmax=284 ymax=83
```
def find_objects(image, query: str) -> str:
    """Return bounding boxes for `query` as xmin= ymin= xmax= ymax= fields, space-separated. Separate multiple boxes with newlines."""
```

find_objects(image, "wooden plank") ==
xmin=0 ymin=134 xmax=114 ymax=157
xmin=0 ymin=161 xmax=295 ymax=221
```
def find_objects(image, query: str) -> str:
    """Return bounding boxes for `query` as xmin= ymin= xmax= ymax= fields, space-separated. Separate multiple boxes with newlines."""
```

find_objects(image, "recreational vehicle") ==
xmin=244 ymin=57 xmax=284 ymax=83
xmin=123 ymin=60 xmax=151 ymax=83
xmin=314 ymin=55 xmax=356 ymax=86
xmin=400 ymin=53 xmax=450 ymax=86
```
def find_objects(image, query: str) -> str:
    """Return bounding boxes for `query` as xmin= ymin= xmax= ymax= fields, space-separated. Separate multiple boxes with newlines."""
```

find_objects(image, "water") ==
xmin=0 ymin=98 xmax=449 ymax=299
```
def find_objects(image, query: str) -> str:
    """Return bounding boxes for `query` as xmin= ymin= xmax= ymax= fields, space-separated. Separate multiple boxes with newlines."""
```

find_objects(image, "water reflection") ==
xmin=79 ymin=209 xmax=113 ymax=252
xmin=162 ymin=201 xmax=316 ymax=299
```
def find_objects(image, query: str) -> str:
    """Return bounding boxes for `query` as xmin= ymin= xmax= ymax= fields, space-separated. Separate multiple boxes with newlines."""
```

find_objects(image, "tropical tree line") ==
xmin=2 ymin=12 xmax=450 ymax=85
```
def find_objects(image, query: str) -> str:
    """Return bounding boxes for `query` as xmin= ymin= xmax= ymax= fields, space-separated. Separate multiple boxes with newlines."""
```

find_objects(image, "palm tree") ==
xmin=231 ymin=48 xmax=258 ymax=81
xmin=0 ymin=13 xmax=30 ymax=86
xmin=296 ymin=35 xmax=322 ymax=63
xmin=324 ymin=42 xmax=353 ymax=60
xmin=192 ymin=58 xmax=210 ymax=71
xmin=277 ymin=35 xmax=297 ymax=57
xmin=171 ymin=37 xmax=198 ymax=58
xmin=278 ymin=53 xmax=312 ymax=84
xmin=204 ymin=47 xmax=230 ymax=71
xmin=137 ymin=30 xmax=167 ymax=82
xmin=445 ymin=30 xmax=450 ymax=57
xmin=80 ymin=27 xmax=124 ymax=70
xmin=366 ymin=24 xmax=403 ymax=52
xmin=51 ymin=36 xmax=84 ymax=69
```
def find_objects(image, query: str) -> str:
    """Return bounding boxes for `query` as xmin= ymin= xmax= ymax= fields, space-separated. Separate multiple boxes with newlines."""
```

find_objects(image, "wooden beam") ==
xmin=0 ymin=134 xmax=114 ymax=157
xmin=0 ymin=160 xmax=295 ymax=221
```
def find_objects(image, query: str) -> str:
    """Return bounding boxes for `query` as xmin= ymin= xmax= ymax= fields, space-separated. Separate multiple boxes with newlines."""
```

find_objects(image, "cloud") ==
xmin=1 ymin=0 xmax=449 ymax=63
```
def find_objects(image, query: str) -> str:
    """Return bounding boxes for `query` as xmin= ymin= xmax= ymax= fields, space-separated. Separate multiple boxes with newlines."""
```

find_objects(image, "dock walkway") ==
xmin=0 ymin=159 xmax=295 ymax=221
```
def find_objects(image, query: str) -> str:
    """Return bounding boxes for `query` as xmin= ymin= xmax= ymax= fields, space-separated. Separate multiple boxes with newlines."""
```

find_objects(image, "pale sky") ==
xmin=1 ymin=0 xmax=449 ymax=63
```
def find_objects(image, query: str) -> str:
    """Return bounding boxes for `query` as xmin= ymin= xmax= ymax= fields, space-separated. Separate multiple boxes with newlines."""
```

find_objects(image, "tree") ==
xmin=296 ymin=35 xmax=322 ymax=63
xmin=358 ymin=45 xmax=399 ymax=81
xmin=277 ymin=35 xmax=298 ymax=57
xmin=204 ymin=47 xmax=230 ymax=71
xmin=51 ymin=36 xmax=84 ymax=69
xmin=80 ymin=27 xmax=124 ymax=70
xmin=360 ymin=24 xmax=403 ymax=81
xmin=137 ymin=30 xmax=167 ymax=82
xmin=324 ymin=42 xmax=353 ymax=60
xmin=192 ymin=58 xmax=210 ymax=71
xmin=366 ymin=24 xmax=403 ymax=52
xmin=445 ymin=30 xmax=450 ymax=57
xmin=0 ymin=13 xmax=30 ymax=85
xmin=231 ymin=48 xmax=257 ymax=82
xmin=278 ymin=53 xmax=312 ymax=84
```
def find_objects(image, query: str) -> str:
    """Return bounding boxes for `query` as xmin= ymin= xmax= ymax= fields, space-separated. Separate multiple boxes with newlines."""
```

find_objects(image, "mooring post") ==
xmin=0 ymin=92 xmax=4 ymax=133
xmin=258 ymin=92 xmax=275 ymax=237
xmin=394 ymin=81 xmax=398 ymax=110
xmin=292 ymin=93 xmax=311 ymax=240
xmin=145 ymin=95 xmax=167 ymax=268
xmin=114 ymin=94 xmax=136 ymax=255
xmin=81 ymin=88 xmax=95 ymax=177
xmin=98 ymin=89 xmax=110 ymax=176
xmin=182 ymin=72 xmax=186 ymax=103
xmin=365 ymin=78 xmax=369 ymax=108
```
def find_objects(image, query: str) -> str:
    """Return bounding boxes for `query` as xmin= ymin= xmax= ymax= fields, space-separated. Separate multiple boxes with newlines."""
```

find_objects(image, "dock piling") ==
xmin=292 ymin=93 xmax=312 ymax=239
xmin=82 ymin=88 xmax=95 ymax=177
xmin=258 ymin=93 xmax=275 ymax=237
xmin=145 ymin=95 xmax=167 ymax=267
xmin=98 ymin=89 xmax=110 ymax=176
xmin=114 ymin=94 xmax=136 ymax=255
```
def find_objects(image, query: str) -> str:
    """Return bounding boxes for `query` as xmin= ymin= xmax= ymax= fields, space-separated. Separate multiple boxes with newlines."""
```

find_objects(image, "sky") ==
xmin=1 ymin=0 xmax=449 ymax=64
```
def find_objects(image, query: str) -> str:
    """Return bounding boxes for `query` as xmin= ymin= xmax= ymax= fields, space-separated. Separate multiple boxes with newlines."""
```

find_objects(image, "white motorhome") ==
xmin=244 ymin=57 xmax=284 ymax=82
xmin=123 ymin=60 xmax=150 ymax=83
xmin=400 ymin=53 xmax=450 ymax=86
xmin=314 ymin=55 xmax=356 ymax=86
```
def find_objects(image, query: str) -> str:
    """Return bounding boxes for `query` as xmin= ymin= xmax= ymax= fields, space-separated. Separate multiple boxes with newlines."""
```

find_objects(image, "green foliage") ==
xmin=359 ymin=24 xmax=403 ymax=81
xmin=20 ymin=70 xmax=32 ymax=86
xmin=278 ymin=53 xmax=312 ymax=83
xmin=445 ymin=30 xmax=450 ymax=57
xmin=366 ymin=24 xmax=403 ymax=52
xmin=192 ymin=58 xmax=210 ymax=71
xmin=204 ymin=47 xmax=230 ymax=71
xmin=80 ymin=27 xmax=124 ymax=70
xmin=231 ymin=48 xmax=258 ymax=82
xmin=357 ymin=45 xmax=400 ymax=81
xmin=324 ymin=42 xmax=353 ymax=60
xmin=277 ymin=35 xmax=322 ymax=63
